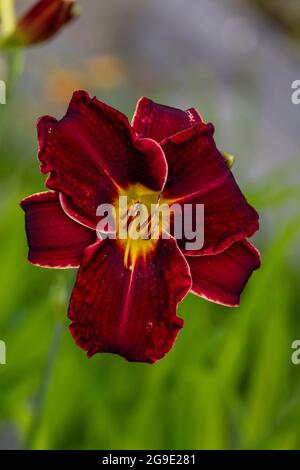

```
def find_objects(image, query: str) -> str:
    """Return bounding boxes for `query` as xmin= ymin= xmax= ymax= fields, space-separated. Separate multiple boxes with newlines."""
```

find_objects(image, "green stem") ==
xmin=0 ymin=0 xmax=21 ymax=105
xmin=23 ymin=321 xmax=63 ymax=450
xmin=0 ymin=0 xmax=16 ymax=36
xmin=0 ymin=1 xmax=23 ymax=143
xmin=0 ymin=47 xmax=24 ymax=142
xmin=5 ymin=47 xmax=24 ymax=99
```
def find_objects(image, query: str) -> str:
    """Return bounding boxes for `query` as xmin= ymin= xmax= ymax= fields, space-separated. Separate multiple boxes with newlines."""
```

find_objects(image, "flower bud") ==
xmin=5 ymin=0 xmax=79 ymax=46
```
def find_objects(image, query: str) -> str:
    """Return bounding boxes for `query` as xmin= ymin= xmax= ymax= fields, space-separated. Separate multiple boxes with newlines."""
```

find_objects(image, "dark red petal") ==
xmin=38 ymin=91 xmax=167 ymax=229
xmin=131 ymin=96 xmax=202 ymax=142
xmin=68 ymin=237 xmax=191 ymax=363
xmin=186 ymin=240 xmax=261 ymax=307
xmin=161 ymin=123 xmax=259 ymax=255
xmin=20 ymin=191 xmax=95 ymax=268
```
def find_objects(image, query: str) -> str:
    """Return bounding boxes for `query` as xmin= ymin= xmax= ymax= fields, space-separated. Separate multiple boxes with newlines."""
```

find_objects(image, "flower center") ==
xmin=114 ymin=184 xmax=162 ymax=269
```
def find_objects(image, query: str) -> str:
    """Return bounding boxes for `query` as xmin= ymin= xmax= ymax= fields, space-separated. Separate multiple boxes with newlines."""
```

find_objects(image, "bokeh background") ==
xmin=0 ymin=0 xmax=300 ymax=450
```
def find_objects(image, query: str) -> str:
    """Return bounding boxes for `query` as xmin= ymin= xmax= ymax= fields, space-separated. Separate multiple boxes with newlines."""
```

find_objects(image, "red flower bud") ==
xmin=10 ymin=0 xmax=78 ymax=46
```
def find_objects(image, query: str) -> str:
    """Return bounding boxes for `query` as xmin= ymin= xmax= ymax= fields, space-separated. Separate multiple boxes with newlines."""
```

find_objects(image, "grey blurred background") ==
xmin=13 ymin=0 xmax=300 ymax=183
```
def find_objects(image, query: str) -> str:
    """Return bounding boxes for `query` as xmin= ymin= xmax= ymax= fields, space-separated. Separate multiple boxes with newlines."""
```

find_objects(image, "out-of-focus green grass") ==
xmin=0 ymin=100 xmax=300 ymax=451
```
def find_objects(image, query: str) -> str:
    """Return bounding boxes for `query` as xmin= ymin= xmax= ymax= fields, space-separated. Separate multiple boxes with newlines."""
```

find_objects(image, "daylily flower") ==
xmin=21 ymin=91 xmax=260 ymax=363
xmin=4 ymin=0 xmax=78 ymax=46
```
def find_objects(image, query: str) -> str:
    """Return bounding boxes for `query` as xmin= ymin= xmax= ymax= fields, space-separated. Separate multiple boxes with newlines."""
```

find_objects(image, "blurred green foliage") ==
xmin=248 ymin=0 xmax=300 ymax=41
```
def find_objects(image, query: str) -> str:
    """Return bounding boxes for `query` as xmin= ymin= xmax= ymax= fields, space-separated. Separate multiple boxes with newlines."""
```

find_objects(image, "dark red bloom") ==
xmin=8 ymin=0 xmax=78 ymax=46
xmin=21 ymin=92 xmax=260 ymax=363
